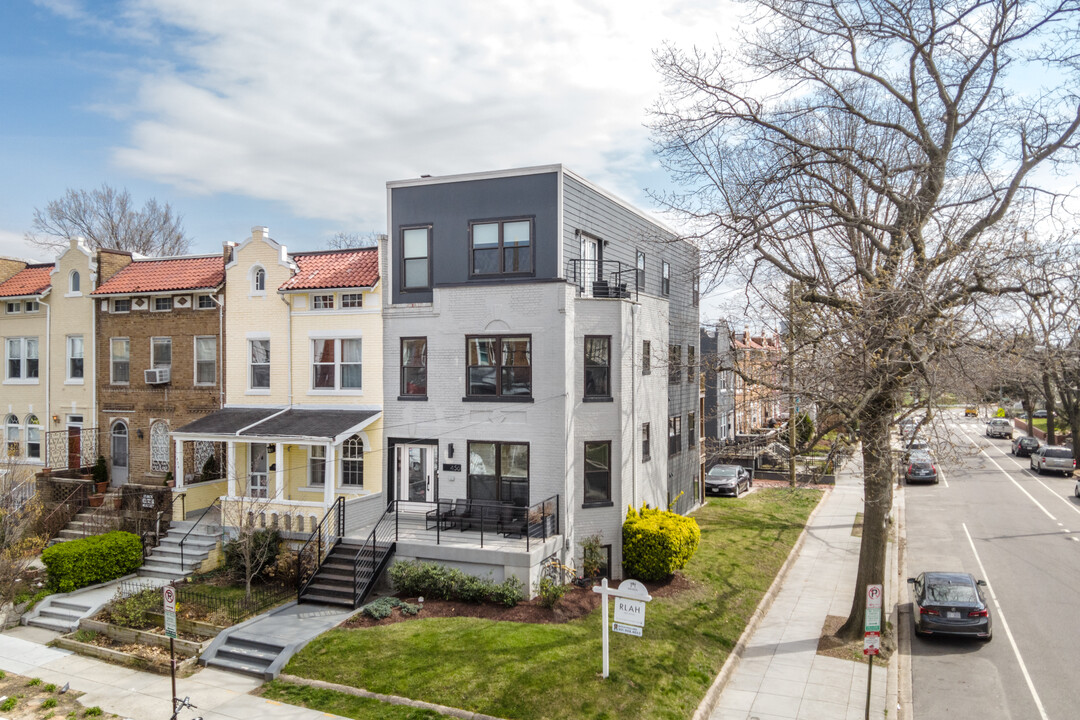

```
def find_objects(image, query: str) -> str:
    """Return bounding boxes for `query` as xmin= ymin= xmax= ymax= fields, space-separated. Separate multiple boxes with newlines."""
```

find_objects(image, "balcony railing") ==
xmin=45 ymin=427 xmax=105 ymax=471
xmin=400 ymin=494 xmax=560 ymax=551
xmin=566 ymin=259 xmax=638 ymax=300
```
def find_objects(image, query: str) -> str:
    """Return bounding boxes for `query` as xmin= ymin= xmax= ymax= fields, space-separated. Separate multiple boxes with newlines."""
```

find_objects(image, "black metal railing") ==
xmin=180 ymin=497 xmax=221 ymax=571
xmin=566 ymin=259 xmax=638 ymax=300
xmin=353 ymin=502 xmax=398 ymax=606
xmin=37 ymin=479 xmax=91 ymax=541
xmin=118 ymin=578 xmax=292 ymax=624
xmin=297 ymin=496 xmax=344 ymax=602
xmin=408 ymin=494 xmax=560 ymax=551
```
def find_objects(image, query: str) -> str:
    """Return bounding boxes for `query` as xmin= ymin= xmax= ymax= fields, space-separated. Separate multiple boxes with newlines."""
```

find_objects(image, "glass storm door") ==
xmin=580 ymin=235 xmax=599 ymax=293
xmin=111 ymin=421 xmax=129 ymax=485
xmin=398 ymin=444 xmax=435 ymax=502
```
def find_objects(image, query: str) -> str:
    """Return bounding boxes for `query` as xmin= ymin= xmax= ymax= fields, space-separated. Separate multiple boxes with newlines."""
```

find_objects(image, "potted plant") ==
xmin=165 ymin=471 xmax=174 ymax=488
xmin=92 ymin=454 xmax=109 ymax=494
xmin=88 ymin=493 xmax=105 ymax=508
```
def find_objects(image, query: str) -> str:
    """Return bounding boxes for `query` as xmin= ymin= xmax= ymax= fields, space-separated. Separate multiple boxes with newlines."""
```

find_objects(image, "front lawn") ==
xmin=275 ymin=488 xmax=822 ymax=720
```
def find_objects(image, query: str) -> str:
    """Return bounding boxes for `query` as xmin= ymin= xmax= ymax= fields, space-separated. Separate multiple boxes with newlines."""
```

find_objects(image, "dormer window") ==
xmin=69 ymin=271 xmax=81 ymax=294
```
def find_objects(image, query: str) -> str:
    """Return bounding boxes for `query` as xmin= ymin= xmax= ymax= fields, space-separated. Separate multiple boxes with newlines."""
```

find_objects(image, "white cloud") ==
xmin=0 ymin=229 xmax=50 ymax=264
xmin=95 ymin=0 xmax=736 ymax=227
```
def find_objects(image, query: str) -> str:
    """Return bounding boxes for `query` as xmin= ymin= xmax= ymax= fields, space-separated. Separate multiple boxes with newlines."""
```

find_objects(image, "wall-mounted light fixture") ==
xmin=52 ymin=414 xmax=59 ymax=424
xmin=447 ymin=443 xmax=454 ymax=458
xmin=136 ymin=429 xmax=144 ymax=439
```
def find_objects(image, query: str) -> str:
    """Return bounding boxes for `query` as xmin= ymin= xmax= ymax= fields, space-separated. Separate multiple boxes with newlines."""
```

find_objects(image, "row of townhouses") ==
xmin=1 ymin=165 xmax=700 ymax=597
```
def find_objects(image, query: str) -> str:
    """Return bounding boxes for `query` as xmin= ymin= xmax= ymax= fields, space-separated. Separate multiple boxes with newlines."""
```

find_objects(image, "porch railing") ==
xmin=297 ymin=497 xmax=344 ymax=602
xmin=353 ymin=503 xmax=398 ymax=607
xmin=180 ymin=497 xmax=221 ymax=570
xmin=37 ymin=480 xmax=91 ymax=542
xmin=45 ymin=427 xmax=105 ymax=471
xmin=565 ymin=259 xmax=638 ymax=300
xmin=407 ymin=494 xmax=560 ymax=551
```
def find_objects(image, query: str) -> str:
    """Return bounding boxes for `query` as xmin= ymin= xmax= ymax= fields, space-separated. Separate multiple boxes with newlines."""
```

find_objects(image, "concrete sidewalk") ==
xmin=706 ymin=455 xmax=893 ymax=720
xmin=0 ymin=625 xmax=348 ymax=720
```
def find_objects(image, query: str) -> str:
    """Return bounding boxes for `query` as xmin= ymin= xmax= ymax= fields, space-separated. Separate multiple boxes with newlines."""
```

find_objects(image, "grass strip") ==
xmin=281 ymin=487 xmax=821 ymax=720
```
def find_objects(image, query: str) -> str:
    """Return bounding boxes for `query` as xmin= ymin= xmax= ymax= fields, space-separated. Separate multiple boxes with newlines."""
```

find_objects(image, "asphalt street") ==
xmin=904 ymin=409 xmax=1080 ymax=720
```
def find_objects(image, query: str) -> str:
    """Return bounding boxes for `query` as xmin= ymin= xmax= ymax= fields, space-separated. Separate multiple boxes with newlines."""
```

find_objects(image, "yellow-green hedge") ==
xmin=622 ymin=504 xmax=701 ymax=581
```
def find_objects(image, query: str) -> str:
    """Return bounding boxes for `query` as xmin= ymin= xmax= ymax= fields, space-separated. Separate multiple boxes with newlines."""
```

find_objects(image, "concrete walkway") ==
xmin=0 ymin=625 xmax=348 ymax=720
xmin=708 ymin=455 xmax=893 ymax=720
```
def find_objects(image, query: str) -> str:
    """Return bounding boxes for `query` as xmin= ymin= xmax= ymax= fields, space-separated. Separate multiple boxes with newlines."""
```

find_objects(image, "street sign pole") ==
xmin=163 ymin=585 xmax=178 ymax=719
xmin=863 ymin=584 xmax=883 ymax=720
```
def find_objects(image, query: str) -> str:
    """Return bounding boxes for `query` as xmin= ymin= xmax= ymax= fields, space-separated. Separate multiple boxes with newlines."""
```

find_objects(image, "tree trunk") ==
xmin=1042 ymin=372 xmax=1057 ymax=445
xmin=837 ymin=394 xmax=895 ymax=641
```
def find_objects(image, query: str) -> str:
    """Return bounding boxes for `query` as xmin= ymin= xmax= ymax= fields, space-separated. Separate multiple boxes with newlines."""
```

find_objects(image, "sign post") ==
xmin=863 ymin=584 xmax=883 ymax=720
xmin=163 ymin=585 xmax=178 ymax=717
xmin=593 ymin=578 xmax=652 ymax=678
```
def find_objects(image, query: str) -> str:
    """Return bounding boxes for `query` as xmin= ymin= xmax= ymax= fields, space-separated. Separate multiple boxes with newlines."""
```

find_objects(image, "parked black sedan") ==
xmin=908 ymin=572 xmax=992 ymax=641
xmin=904 ymin=452 xmax=938 ymax=484
xmin=1011 ymin=435 xmax=1040 ymax=457
xmin=705 ymin=464 xmax=752 ymax=497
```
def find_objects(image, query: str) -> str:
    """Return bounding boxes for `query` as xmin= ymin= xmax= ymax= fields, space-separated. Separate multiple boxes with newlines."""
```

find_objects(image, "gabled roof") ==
xmin=91 ymin=256 xmax=225 ymax=295
xmin=0 ymin=264 xmax=53 ymax=298
xmin=278 ymin=248 xmax=379 ymax=291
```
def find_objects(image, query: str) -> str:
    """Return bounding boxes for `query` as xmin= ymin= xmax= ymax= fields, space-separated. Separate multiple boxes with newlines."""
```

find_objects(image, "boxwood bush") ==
xmin=41 ymin=531 xmax=143 ymax=592
xmin=622 ymin=503 xmax=701 ymax=581
xmin=388 ymin=560 xmax=524 ymax=606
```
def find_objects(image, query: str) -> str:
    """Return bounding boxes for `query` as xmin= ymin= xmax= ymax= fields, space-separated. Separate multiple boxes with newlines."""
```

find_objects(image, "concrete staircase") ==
xmin=138 ymin=519 xmax=221 ymax=580
xmin=203 ymin=634 xmax=289 ymax=678
xmin=48 ymin=495 xmax=123 ymax=546
xmin=25 ymin=598 xmax=93 ymax=632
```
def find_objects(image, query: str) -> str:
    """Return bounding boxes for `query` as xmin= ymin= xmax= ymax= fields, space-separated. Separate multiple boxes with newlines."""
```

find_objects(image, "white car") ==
xmin=1030 ymin=446 xmax=1075 ymax=477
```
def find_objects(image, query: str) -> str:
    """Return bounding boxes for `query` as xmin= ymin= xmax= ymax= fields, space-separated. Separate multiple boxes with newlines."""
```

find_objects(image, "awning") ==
xmin=173 ymin=407 xmax=381 ymax=444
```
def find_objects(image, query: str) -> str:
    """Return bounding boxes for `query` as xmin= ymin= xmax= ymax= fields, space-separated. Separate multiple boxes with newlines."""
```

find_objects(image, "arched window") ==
xmin=5 ymin=415 xmax=20 ymax=457
xmin=25 ymin=415 xmax=41 ymax=460
xmin=252 ymin=266 xmax=266 ymax=293
xmin=150 ymin=421 xmax=170 ymax=473
xmin=341 ymin=435 xmax=364 ymax=487
xmin=70 ymin=271 xmax=81 ymax=293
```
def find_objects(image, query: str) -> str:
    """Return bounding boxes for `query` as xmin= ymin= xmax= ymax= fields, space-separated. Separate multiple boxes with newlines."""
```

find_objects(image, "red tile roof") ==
xmin=279 ymin=248 xmax=379 ymax=291
xmin=92 ymin=256 xmax=225 ymax=295
xmin=0 ymin=264 xmax=53 ymax=298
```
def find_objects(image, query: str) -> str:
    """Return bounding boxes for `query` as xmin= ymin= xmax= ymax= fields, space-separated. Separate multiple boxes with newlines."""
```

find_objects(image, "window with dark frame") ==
xmin=401 ymin=337 xmax=427 ymax=396
xmin=584 ymin=441 xmax=612 ymax=505
xmin=642 ymin=422 xmax=651 ymax=461
xmin=466 ymin=335 xmax=531 ymax=398
xmin=688 ymin=411 xmax=697 ymax=446
xmin=636 ymin=251 xmax=645 ymax=289
xmin=467 ymin=441 xmax=529 ymax=505
xmin=113 ymin=298 xmax=131 ymax=313
xmin=669 ymin=344 xmax=681 ymax=384
xmin=687 ymin=345 xmax=696 ymax=383
xmin=401 ymin=226 xmax=431 ymax=290
xmin=584 ymin=336 xmax=611 ymax=398
xmin=642 ymin=340 xmax=651 ymax=374
xmin=470 ymin=218 xmax=533 ymax=276
xmin=668 ymin=415 xmax=682 ymax=456
xmin=154 ymin=296 xmax=172 ymax=312
xmin=599 ymin=545 xmax=612 ymax=578
xmin=662 ymin=261 xmax=670 ymax=296
xmin=197 ymin=294 xmax=215 ymax=309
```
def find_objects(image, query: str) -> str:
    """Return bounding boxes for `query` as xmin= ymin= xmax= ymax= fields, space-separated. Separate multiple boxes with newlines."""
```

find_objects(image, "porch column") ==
xmin=323 ymin=441 xmax=336 ymax=508
xmin=227 ymin=441 xmax=236 ymax=497
xmin=274 ymin=442 xmax=285 ymax=500
xmin=174 ymin=439 xmax=185 ymax=490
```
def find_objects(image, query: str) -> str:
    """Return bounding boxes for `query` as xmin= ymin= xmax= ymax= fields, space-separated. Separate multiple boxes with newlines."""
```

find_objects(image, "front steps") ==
xmin=203 ymin=634 xmax=287 ymax=679
xmin=25 ymin=599 xmax=92 ymax=632
xmin=138 ymin=519 xmax=221 ymax=580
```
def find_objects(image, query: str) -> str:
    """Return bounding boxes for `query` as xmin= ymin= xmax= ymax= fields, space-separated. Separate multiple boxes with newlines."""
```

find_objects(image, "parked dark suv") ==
xmin=1010 ymin=435 xmax=1040 ymax=457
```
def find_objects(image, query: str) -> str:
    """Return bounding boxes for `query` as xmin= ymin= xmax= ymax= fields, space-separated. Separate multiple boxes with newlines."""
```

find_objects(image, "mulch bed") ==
xmin=340 ymin=573 xmax=696 ymax=628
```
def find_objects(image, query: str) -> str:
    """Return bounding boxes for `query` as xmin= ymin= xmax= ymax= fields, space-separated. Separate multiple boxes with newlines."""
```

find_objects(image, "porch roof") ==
xmin=174 ymin=406 xmax=380 ymax=443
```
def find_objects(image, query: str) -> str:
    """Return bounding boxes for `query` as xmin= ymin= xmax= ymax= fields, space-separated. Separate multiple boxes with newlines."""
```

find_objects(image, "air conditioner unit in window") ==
xmin=144 ymin=367 xmax=171 ymax=384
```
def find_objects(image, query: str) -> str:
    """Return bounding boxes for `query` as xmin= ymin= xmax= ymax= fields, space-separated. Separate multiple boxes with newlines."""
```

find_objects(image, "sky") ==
xmin=0 ymin=0 xmax=743 ymax=322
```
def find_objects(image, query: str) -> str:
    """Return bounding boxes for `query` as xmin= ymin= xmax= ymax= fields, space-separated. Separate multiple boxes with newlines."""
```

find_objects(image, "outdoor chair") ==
xmin=497 ymin=504 xmax=528 ymax=539
xmin=425 ymin=498 xmax=455 ymax=531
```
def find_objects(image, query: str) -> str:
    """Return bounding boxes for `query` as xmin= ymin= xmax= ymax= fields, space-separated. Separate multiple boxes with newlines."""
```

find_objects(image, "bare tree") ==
xmin=26 ymin=184 xmax=190 ymax=256
xmin=652 ymin=0 xmax=1080 ymax=640
xmin=0 ymin=460 xmax=45 ymax=608
xmin=221 ymin=495 xmax=281 ymax=600
xmin=324 ymin=231 xmax=383 ymax=251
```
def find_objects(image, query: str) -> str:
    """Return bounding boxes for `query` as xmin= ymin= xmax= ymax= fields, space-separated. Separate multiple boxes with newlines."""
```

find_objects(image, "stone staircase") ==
xmin=48 ymin=494 xmax=124 ymax=546
xmin=138 ymin=519 xmax=221 ymax=580
xmin=25 ymin=598 xmax=93 ymax=632
xmin=203 ymin=634 xmax=289 ymax=678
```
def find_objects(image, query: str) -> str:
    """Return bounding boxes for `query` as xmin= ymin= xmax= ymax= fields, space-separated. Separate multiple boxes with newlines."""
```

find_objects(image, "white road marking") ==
xmin=963 ymin=523 xmax=1051 ymax=720
xmin=953 ymin=425 xmax=1057 ymax=521
xmin=937 ymin=468 xmax=949 ymax=488
xmin=967 ymin=427 xmax=1080 ymax=520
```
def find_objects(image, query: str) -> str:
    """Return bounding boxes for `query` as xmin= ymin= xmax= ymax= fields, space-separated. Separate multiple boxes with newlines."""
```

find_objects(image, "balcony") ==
xmin=566 ymin=259 xmax=638 ymax=300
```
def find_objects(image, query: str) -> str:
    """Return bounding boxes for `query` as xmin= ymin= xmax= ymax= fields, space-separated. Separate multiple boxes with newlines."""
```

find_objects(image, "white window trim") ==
xmin=151 ymin=296 xmax=173 ymax=313
xmin=5 ymin=415 xmax=21 ymax=458
xmin=196 ymin=294 xmax=216 ymax=310
xmin=193 ymin=335 xmax=217 ymax=387
xmin=66 ymin=270 xmax=82 ymax=297
xmin=340 ymin=292 xmax=363 ymax=309
xmin=150 ymin=336 xmax=172 ymax=369
xmin=24 ymin=301 xmax=39 ymax=313
xmin=248 ymin=338 xmax=271 ymax=392
xmin=250 ymin=265 xmax=267 ymax=297
xmin=112 ymin=299 xmax=131 ymax=314
xmin=110 ymin=337 xmax=131 ymax=385
xmin=65 ymin=335 xmax=85 ymax=384
xmin=311 ymin=293 xmax=335 ymax=310
xmin=25 ymin=414 xmax=42 ymax=461
xmin=5 ymin=302 xmax=20 ymax=315
xmin=4 ymin=337 xmax=40 ymax=385
xmin=309 ymin=337 xmax=363 ymax=394
xmin=308 ymin=445 xmax=326 ymax=487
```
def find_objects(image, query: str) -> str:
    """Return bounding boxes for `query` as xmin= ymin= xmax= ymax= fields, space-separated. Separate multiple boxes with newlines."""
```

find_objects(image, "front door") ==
xmin=397 ymin=444 xmax=436 ymax=502
xmin=110 ymin=421 xmax=129 ymax=486
xmin=580 ymin=234 xmax=599 ymax=293
xmin=66 ymin=415 xmax=83 ymax=470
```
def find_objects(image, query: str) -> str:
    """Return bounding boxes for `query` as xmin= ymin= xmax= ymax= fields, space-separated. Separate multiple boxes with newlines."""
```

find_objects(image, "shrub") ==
xmin=0 ymin=697 xmax=16 ymax=712
xmin=44 ymin=683 xmax=56 ymax=692
xmin=106 ymin=587 xmax=159 ymax=629
xmin=28 ymin=677 xmax=41 ymax=685
xmin=455 ymin=573 xmax=495 ymax=603
xmin=265 ymin=548 xmax=300 ymax=586
xmin=490 ymin=576 xmax=524 ymax=607
xmin=535 ymin=577 xmax=567 ymax=608
xmin=579 ymin=533 xmax=606 ymax=578
xmin=359 ymin=596 xmax=421 ymax=620
xmin=388 ymin=560 xmax=523 ymax=607
xmin=622 ymin=503 xmax=701 ymax=582
xmin=41 ymin=532 xmax=143 ymax=592
xmin=223 ymin=529 xmax=281 ymax=581
xmin=42 ymin=698 xmax=58 ymax=709
xmin=85 ymin=707 xmax=103 ymax=717
xmin=91 ymin=454 xmax=109 ymax=485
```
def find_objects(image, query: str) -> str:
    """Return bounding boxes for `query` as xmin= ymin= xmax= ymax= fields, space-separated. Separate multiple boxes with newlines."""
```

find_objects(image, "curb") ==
xmin=691 ymin=485 xmax=831 ymax=720
xmin=895 ymin=483 xmax=913 ymax=720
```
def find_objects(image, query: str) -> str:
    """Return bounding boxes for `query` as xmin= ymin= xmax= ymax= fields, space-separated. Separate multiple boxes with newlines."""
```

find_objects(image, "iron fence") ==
xmin=44 ymin=427 xmax=105 ymax=471
xmin=117 ymin=578 xmax=292 ymax=624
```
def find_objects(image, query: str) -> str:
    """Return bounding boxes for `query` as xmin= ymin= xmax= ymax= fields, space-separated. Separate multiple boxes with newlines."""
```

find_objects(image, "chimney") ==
xmin=252 ymin=226 xmax=269 ymax=243
xmin=0 ymin=258 xmax=27 ymax=285
xmin=222 ymin=241 xmax=235 ymax=265
xmin=96 ymin=249 xmax=133 ymax=284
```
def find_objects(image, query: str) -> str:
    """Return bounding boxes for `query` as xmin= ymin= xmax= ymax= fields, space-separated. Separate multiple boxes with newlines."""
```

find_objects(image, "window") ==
xmin=584 ymin=441 xmax=612 ymax=505
xmin=467 ymin=336 xmax=531 ymax=398
xmin=341 ymin=293 xmax=363 ymax=308
xmin=692 ymin=273 xmax=700 ymax=306
xmin=642 ymin=423 xmax=651 ymax=461
xmin=69 ymin=271 xmax=80 ymax=293
xmin=26 ymin=415 xmax=40 ymax=460
xmin=584 ymin=336 xmax=611 ymax=398
xmin=312 ymin=294 xmax=334 ymax=310
xmin=401 ymin=338 xmax=427 ymax=396
xmin=470 ymin=218 xmax=533 ymax=275
xmin=669 ymin=345 xmax=681 ymax=384
xmin=197 ymin=294 xmax=215 ymax=309
xmin=312 ymin=338 xmax=362 ymax=390
xmin=5 ymin=415 xmax=20 ymax=457
xmin=253 ymin=266 xmax=266 ymax=293
xmin=113 ymin=298 xmax=131 ymax=313
xmin=688 ymin=411 xmax=697 ymax=446
xmin=153 ymin=297 xmax=172 ymax=312
xmin=668 ymin=415 xmax=682 ymax=456
xmin=5 ymin=302 xmax=18 ymax=314
xmin=24 ymin=301 xmax=38 ymax=313
xmin=5 ymin=338 xmax=39 ymax=380
xmin=111 ymin=338 xmax=130 ymax=384
xmin=636 ymin=251 xmax=645 ymax=289
xmin=642 ymin=340 xmax=651 ymax=375
xmin=249 ymin=443 xmax=268 ymax=497
xmin=151 ymin=337 xmax=172 ymax=369
xmin=467 ymin=441 xmax=529 ymax=505
xmin=309 ymin=445 xmax=326 ymax=486
xmin=195 ymin=336 xmax=216 ymax=385
xmin=662 ymin=261 xmax=670 ymax=296
xmin=687 ymin=345 xmax=696 ymax=383
xmin=250 ymin=340 xmax=270 ymax=389
xmin=342 ymin=435 xmax=364 ymax=487
xmin=67 ymin=336 xmax=84 ymax=380
xmin=150 ymin=421 xmax=170 ymax=473
xmin=401 ymin=226 xmax=430 ymax=290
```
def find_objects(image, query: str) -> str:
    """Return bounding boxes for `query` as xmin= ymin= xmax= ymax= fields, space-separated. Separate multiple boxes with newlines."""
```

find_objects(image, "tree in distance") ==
xmin=25 ymin=184 xmax=190 ymax=256
xmin=324 ymin=231 xmax=384 ymax=251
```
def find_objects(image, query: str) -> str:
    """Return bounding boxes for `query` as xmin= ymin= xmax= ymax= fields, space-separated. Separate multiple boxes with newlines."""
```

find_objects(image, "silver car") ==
xmin=985 ymin=419 xmax=1013 ymax=439
xmin=1030 ymin=446 xmax=1075 ymax=477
